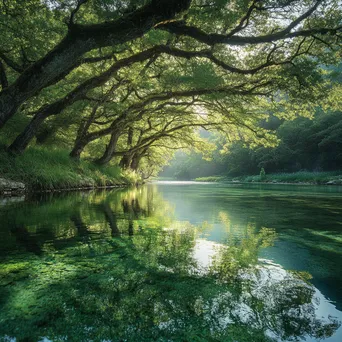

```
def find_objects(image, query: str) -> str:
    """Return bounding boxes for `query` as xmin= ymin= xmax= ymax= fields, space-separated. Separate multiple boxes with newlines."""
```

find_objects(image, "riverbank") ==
xmin=194 ymin=171 xmax=342 ymax=185
xmin=0 ymin=147 xmax=139 ymax=195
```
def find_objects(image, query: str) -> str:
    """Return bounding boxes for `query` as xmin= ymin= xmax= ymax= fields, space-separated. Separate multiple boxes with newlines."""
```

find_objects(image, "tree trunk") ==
xmin=7 ymin=90 xmax=83 ymax=154
xmin=127 ymin=127 xmax=133 ymax=146
xmin=70 ymin=127 xmax=117 ymax=160
xmin=0 ymin=0 xmax=191 ymax=129
xmin=119 ymin=153 xmax=134 ymax=169
xmin=8 ymin=110 xmax=50 ymax=154
xmin=36 ymin=126 xmax=54 ymax=145
xmin=69 ymin=111 xmax=98 ymax=160
xmin=95 ymin=131 xmax=120 ymax=165
xmin=130 ymin=153 xmax=143 ymax=171
xmin=5 ymin=47 xmax=159 ymax=152
xmin=0 ymin=39 xmax=88 ymax=129
xmin=130 ymin=146 xmax=148 ymax=170
xmin=69 ymin=138 xmax=89 ymax=159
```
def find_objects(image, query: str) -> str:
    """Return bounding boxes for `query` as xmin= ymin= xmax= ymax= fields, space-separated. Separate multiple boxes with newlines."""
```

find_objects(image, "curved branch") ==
xmin=226 ymin=0 xmax=259 ymax=37
xmin=159 ymin=20 xmax=341 ymax=46
xmin=157 ymin=1 xmax=341 ymax=47
xmin=0 ymin=0 xmax=192 ymax=128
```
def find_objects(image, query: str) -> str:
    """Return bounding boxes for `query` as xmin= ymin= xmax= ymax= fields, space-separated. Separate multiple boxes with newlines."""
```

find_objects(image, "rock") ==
xmin=326 ymin=180 xmax=337 ymax=185
xmin=0 ymin=177 xmax=26 ymax=196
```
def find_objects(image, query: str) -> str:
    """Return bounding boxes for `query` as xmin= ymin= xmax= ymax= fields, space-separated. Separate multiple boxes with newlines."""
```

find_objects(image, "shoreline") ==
xmin=0 ymin=147 xmax=141 ymax=197
xmin=192 ymin=172 xmax=342 ymax=186
xmin=0 ymin=181 xmax=134 ymax=198
xmin=2 ymin=174 xmax=342 ymax=198
xmin=159 ymin=180 xmax=342 ymax=186
xmin=220 ymin=180 xmax=342 ymax=186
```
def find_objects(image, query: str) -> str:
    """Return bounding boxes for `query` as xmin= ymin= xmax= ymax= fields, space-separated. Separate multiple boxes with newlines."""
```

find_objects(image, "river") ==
xmin=0 ymin=182 xmax=341 ymax=341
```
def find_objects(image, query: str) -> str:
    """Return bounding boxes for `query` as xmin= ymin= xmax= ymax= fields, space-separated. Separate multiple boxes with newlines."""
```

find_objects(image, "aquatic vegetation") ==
xmin=210 ymin=225 xmax=277 ymax=282
xmin=0 ymin=185 xmax=341 ymax=341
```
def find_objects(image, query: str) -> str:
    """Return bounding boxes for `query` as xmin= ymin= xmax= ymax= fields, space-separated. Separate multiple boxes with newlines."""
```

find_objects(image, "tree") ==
xmin=1 ymin=0 xmax=342 ymax=176
xmin=0 ymin=0 xmax=192 ymax=127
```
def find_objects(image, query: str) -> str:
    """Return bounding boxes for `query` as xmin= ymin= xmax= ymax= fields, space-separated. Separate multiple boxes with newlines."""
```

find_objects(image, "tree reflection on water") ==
xmin=0 ymin=187 xmax=340 ymax=341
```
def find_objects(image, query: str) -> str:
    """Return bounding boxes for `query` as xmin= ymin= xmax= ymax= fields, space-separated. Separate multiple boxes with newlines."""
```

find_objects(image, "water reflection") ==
xmin=0 ymin=185 xmax=341 ymax=341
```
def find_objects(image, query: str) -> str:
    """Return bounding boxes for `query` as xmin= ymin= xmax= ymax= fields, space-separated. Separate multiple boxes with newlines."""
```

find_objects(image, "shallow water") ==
xmin=0 ymin=182 xmax=341 ymax=341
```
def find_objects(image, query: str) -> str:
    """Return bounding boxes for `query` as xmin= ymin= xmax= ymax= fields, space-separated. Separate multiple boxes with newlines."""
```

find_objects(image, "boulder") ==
xmin=0 ymin=178 xmax=26 ymax=196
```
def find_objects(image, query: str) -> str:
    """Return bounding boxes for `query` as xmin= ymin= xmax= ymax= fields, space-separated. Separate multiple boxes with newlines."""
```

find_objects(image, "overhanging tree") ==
xmin=1 ymin=0 xmax=342 ymax=176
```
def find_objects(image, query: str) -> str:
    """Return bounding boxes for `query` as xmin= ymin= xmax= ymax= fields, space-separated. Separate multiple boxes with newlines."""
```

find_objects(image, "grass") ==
xmin=237 ymin=171 xmax=342 ymax=184
xmin=0 ymin=146 xmax=139 ymax=190
xmin=194 ymin=171 xmax=342 ymax=185
xmin=194 ymin=176 xmax=228 ymax=182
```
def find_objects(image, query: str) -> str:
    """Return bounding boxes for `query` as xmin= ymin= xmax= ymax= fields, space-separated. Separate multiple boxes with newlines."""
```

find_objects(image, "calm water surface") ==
xmin=0 ymin=182 xmax=341 ymax=341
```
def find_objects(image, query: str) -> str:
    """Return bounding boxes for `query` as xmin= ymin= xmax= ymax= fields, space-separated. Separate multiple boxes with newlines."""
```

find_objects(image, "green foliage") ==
xmin=0 ymin=187 xmax=339 ymax=341
xmin=1 ymin=0 xmax=342 ymax=180
xmin=260 ymin=167 xmax=266 ymax=180
xmin=194 ymin=176 xmax=226 ymax=182
xmin=242 ymin=171 xmax=342 ymax=184
xmin=162 ymin=109 xmax=342 ymax=180
xmin=0 ymin=146 xmax=131 ymax=190
xmin=161 ymin=60 xmax=223 ymax=89
xmin=211 ymin=225 xmax=277 ymax=281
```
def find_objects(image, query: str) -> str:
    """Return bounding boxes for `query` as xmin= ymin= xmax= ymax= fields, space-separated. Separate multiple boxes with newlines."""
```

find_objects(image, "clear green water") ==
xmin=0 ymin=182 xmax=341 ymax=341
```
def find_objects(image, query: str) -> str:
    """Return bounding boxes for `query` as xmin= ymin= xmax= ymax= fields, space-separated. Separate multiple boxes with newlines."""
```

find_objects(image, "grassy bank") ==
xmin=194 ymin=176 xmax=227 ymax=182
xmin=194 ymin=171 xmax=342 ymax=185
xmin=0 ymin=147 xmax=140 ymax=191
xmin=241 ymin=171 xmax=342 ymax=184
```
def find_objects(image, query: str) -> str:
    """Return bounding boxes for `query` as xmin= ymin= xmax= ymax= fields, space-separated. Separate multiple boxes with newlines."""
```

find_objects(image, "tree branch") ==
xmin=157 ymin=1 xmax=342 ymax=47
xmin=0 ymin=51 xmax=24 ymax=73
xmin=0 ymin=59 xmax=8 ymax=89
xmin=159 ymin=20 xmax=342 ymax=46
xmin=0 ymin=0 xmax=192 ymax=128
xmin=226 ymin=0 xmax=259 ymax=37
xmin=68 ymin=0 xmax=89 ymax=26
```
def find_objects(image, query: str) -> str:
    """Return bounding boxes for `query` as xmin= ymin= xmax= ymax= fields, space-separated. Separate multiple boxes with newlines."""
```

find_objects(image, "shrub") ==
xmin=260 ymin=168 xmax=266 ymax=181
